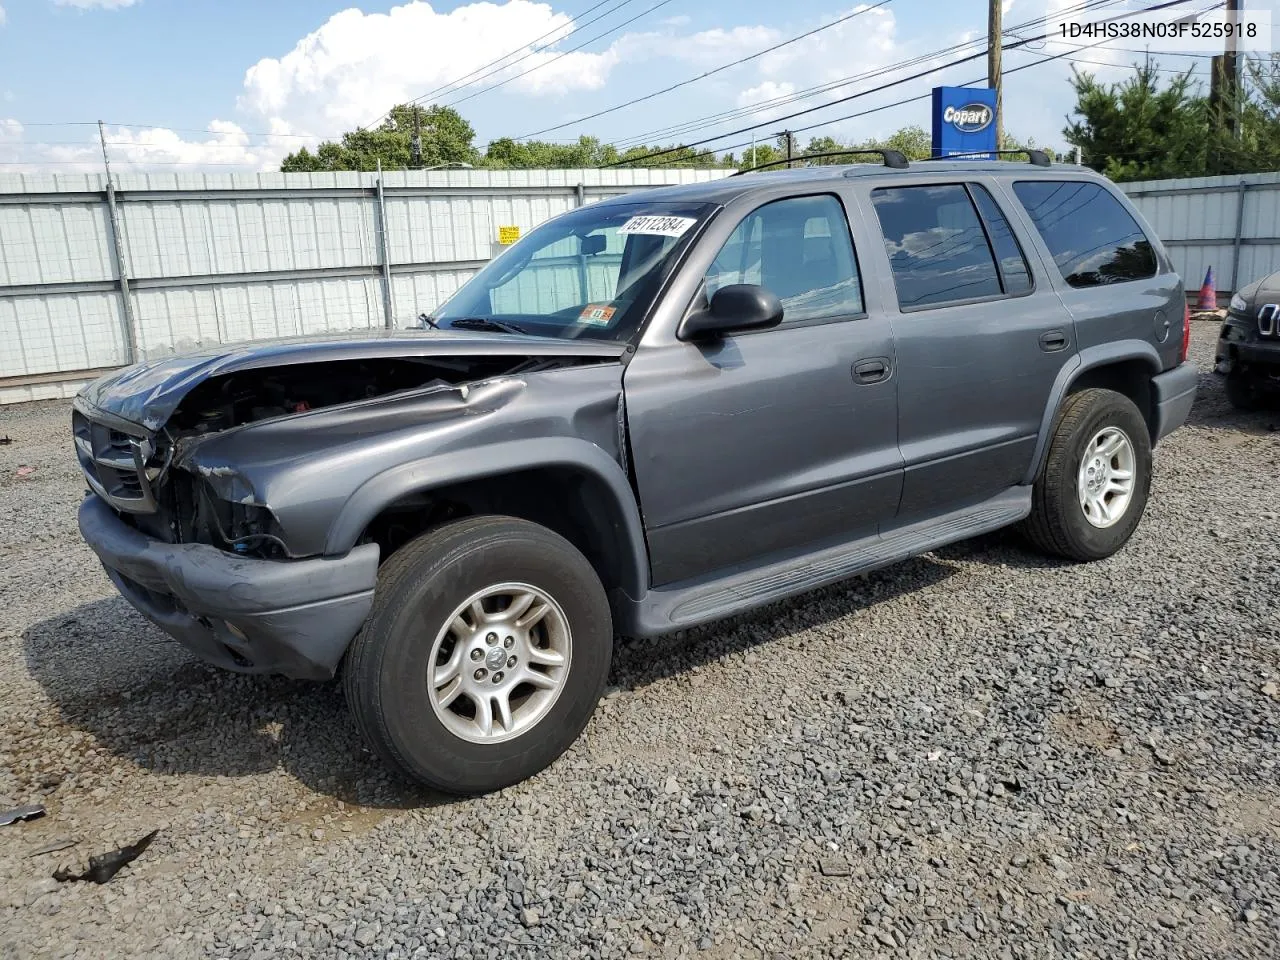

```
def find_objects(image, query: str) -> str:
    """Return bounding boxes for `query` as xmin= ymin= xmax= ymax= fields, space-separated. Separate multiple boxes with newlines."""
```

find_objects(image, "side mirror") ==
xmin=680 ymin=284 xmax=784 ymax=341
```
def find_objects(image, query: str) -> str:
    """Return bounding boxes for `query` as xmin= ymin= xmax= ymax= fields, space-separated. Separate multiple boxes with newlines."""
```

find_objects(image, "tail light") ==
xmin=1178 ymin=301 xmax=1191 ymax=364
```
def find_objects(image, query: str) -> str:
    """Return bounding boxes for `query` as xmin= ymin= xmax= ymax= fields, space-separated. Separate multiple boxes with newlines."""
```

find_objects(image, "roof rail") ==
xmin=732 ymin=149 xmax=909 ymax=176
xmin=921 ymin=149 xmax=1052 ymax=167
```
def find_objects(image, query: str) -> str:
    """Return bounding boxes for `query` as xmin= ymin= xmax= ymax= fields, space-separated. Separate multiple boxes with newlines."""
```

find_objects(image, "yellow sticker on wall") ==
xmin=498 ymin=225 xmax=521 ymax=245
xmin=578 ymin=304 xmax=616 ymax=326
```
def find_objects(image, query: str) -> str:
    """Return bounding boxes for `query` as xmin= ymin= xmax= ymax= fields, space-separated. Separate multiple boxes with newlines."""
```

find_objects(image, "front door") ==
xmin=862 ymin=179 xmax=1077 ymax=520
xmin=623 ymin=191 xmax=903 ymax=586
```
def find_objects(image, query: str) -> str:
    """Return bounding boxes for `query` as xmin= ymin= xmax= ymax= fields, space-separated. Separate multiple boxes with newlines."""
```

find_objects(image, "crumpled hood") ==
xmin=75 ymin=329 xmax=628 ymax=431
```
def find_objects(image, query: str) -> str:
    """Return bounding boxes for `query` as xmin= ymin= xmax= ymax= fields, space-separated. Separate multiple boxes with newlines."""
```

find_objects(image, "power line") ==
xmin=672 ymin=4 xmax=1220 ymax=167
xmin=602 ymin=0 xmax=1199 ymax=168
xmin=602 ymin=0 xmax=1123 ymax=151
xmin=512 ymin=0 xmax=893 ymax=140
xmin=366 ymin=0 xmax=639 ymax=129
xmin=443 ymin=0 xmax=679 ymax=109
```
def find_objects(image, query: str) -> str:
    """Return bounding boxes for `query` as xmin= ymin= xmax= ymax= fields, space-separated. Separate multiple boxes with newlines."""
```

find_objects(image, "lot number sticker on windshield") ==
xmin=578 ymin=304 xmax=616 ymax=326
xmin=617 ymin=215 xmax=697 ymax=238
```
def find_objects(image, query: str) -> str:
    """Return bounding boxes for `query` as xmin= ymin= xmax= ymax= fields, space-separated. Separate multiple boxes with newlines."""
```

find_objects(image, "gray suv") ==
xmin=72 ymin=157 xmax=1199 ymax=794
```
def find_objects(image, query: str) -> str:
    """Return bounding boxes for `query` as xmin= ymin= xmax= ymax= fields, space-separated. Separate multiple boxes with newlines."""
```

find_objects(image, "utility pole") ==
xmin=1224 ymin=0 xmax=1241 ymax=140
xmin=988 ymin=0 xmax=1003 ymax=150
xmin=411 ymin=106 xmax=423 ymax=170
xmin=775 ymin=130 xmax=794 ymax=168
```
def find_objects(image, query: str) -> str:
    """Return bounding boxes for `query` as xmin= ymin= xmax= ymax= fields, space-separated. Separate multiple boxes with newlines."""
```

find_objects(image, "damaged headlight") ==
xmin=193 ymin=477 xmax=290 ymax=560
xmin=1229 ymin=292 xmax=1248 ymax=314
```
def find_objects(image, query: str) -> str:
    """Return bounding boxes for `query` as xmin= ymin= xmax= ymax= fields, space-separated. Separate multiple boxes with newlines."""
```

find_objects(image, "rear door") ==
xmin=1009 ymin=178 xmax=1185 ymax=372
xmin=860 ymin=178 xmax=1077 ymax=520
xmin=622 ymin=190 xmax=903 ymax=586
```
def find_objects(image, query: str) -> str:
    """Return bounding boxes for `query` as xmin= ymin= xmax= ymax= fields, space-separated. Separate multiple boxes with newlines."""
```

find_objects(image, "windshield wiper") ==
xmin=446 ymin=317 xmax=529 ymax=335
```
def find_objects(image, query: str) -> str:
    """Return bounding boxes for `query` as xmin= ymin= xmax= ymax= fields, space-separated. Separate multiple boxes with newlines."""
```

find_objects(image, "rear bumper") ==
xmin=1151 ymin=361 xmax=1199 ymax=444
xmin=78 ymin=495 xmax=379 ymax=680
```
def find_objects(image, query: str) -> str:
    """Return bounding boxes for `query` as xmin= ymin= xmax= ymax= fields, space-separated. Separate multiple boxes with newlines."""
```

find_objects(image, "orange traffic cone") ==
xmin=1197 ymin=267 xmax=1217 ymax=311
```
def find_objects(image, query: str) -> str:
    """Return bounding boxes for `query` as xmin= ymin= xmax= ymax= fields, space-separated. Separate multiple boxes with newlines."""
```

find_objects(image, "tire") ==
xmin=343 ymin=515 xmax=613 ymax=795
xmin=1225 ymin=368 xmax=1262 ymax=411
xmin=1021 ymin=388 xmax=1153 ymax=562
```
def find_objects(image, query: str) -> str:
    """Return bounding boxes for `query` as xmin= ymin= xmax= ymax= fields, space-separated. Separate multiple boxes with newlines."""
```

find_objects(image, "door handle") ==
xmin=853 ymin=358 xmax=891 ymax=384
xmin=1039 ymin=330 xmax=1069 ymax=352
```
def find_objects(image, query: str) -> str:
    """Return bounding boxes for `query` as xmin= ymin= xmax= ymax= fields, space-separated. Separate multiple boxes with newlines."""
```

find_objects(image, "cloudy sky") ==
xmin=0 ymin=0 xmax=1271 ymax=172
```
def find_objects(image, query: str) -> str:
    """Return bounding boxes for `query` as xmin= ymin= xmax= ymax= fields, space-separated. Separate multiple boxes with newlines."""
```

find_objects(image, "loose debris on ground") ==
xmin=52 ymin=830 xmax=160 ymax=885
xmin=0 ymin=323 xmax=1277 ymax=958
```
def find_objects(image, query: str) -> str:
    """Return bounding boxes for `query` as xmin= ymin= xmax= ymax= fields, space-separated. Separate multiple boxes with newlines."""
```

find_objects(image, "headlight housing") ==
xmin=1229 ymin=292 xmax=1248 ymax=314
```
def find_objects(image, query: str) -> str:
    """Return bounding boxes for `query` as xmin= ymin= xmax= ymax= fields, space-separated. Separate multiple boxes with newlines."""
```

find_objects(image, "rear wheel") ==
xmin=1022 ymin=388 xmax=1152 ymax=562
xmin=343 ymin=515 xmax=613 ymax=795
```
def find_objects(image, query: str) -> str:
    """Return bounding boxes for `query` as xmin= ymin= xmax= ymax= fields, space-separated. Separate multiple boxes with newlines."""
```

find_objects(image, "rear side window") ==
xmin=1012 ymin=180 xmax=1157 ymax=287
xmin=705 ymin=194 xmax=864 ymax=324
xmin=970 ymin=184 xmax=1032 ymax=295
xmin=870 ymin=184 xmax=1003 ymax=309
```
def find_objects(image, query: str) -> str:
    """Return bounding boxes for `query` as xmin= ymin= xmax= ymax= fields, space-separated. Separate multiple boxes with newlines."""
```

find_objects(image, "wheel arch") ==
xmin=324 ymin=437 xmax=650 ymax=600
xmin=1023 ymin=341 xmax=1162 ymax=485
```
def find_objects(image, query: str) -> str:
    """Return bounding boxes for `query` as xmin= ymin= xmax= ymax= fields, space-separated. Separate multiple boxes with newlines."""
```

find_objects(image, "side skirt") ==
xmin=616 ymin=486 xmax=1031 ymax=638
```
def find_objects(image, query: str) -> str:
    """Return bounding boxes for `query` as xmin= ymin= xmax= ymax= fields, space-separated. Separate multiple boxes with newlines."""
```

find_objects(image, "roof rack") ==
xmin=921 ymin=149 xmax=1052 ymax=167
xmin=732 ymin=149 xmax=909 ymax=176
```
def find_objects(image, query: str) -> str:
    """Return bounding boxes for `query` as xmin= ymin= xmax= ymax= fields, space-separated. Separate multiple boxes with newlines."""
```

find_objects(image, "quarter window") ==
xmin=871 ymin=184 xmax=1004 ymax=309
xmin=704 ymin=194 xmax=863 ymax=324
xmin=1012 ymin=180 xmax=1157 ymax=287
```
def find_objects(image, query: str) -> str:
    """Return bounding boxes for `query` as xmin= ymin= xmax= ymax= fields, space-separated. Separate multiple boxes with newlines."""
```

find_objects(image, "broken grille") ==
xmin=72 ymin=410 xmax=158 ymax=513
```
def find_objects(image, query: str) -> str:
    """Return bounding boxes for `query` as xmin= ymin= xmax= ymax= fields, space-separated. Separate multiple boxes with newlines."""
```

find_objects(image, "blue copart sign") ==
xmin=931 ymin=86 xmax=998 ymax=160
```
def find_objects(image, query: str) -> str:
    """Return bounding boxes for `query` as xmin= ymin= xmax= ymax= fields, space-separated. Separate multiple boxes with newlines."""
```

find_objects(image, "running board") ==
xmin=621 ymin=487 xmax=1031 ymax=637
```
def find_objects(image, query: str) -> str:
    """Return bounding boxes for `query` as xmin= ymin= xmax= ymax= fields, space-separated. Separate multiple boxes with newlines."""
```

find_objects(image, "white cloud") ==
xmin=53 ymin=0 xmax=139 ymax=9
xmin=0 ymin=5 xmax=6 ymax=26
xmin=239 ymin=0 xmax=623 ymax=135
xmin=0 ymin=118 xmax=299 ymax=174
xmin=737 ymin=80 xmax=796 ymax=109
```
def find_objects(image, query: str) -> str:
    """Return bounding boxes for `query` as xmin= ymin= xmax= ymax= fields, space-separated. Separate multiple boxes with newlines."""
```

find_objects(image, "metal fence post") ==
xmin=1230 ymin=180 xmax=1248 ymax=296
xmin=575 ymin=182 xmax=585 ymax=207
xmin=376 ymin=160 xmax=395 ymax=329
xmin=98 ymin=121 xmax=140 ymax=363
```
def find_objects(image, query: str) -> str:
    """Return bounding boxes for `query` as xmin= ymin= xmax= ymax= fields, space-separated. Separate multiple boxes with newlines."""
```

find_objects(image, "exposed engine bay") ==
xmin=80 ymin=352 xmax=616 ymax=561
xmin=166 ymin=355 xmax=556 ymax=436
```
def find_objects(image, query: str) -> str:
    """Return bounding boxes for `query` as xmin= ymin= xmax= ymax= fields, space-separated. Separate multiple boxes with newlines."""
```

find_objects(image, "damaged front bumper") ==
xmin=78 ymin=494 xmax=380 ymax=680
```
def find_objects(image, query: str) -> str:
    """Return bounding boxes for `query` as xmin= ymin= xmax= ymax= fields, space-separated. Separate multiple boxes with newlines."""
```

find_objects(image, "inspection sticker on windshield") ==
xmin=617 ymin=215 xmax=697 ymax=238
xmin=578 ymin=304 xmax=616 ymax=326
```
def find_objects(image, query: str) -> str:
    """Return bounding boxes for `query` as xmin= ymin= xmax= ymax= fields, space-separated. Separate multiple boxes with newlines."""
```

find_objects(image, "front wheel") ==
xmin=1021 ymin=388 xmax=1153 ymax=562
xmin=343 ymin=516 xmax=613 ymax=795
xmin=1225 ymin=368 xmax=1263 ymax=411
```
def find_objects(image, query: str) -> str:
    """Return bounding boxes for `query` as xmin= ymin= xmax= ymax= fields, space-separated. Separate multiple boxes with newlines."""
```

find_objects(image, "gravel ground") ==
xmin=1 ymin=321 xmax=1277 ymax=960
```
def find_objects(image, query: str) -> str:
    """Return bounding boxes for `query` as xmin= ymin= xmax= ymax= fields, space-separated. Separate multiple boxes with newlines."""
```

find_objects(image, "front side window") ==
xmin=871 ymin=184 xmax=1004 ymax=309
xmin=1012 ymin=180 xmax=1157 ymax=288
xmin=704 ymin=194 xmax=864 ymax=324
xmin=432 ymin=200 xmax=715 ymax=342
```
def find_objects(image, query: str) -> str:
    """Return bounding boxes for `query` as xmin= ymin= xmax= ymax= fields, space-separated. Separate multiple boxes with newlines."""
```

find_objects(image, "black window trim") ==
xmin=1010 ymin=178 xmax=1159 ymax=290
xmin=964 ymin=181 xmax=1037 ymax=301
xmin=870 ymin=179 xmax=1035 ymax=316
xmin=682 ymin=189 xmax=869 ymax=336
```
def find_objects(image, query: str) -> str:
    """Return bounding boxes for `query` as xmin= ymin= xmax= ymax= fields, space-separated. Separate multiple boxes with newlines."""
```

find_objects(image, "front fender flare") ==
xmin=1021 ymin=340 xmax=1162 ymax=486
xmin=323 ymin=437 xmax=650 ymax=598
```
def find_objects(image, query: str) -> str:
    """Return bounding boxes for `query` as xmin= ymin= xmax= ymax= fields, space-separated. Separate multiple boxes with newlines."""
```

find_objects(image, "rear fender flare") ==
xmin=1022 ymin=340 xmax=1161 ymax=486
xmin=323 ymin=437 xmax=650 ymax=598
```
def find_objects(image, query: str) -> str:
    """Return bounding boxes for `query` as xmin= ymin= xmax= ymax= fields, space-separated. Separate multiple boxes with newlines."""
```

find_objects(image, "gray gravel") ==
xmin=2 ymin=322 xmax=1278 ymax=960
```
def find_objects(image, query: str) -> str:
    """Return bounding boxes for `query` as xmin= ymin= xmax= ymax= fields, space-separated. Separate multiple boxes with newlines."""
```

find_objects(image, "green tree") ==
xmin=281 ymin=104 xmax=480 ymax=172
xmin=1063 ymin=60 xmax=1211 ymax=181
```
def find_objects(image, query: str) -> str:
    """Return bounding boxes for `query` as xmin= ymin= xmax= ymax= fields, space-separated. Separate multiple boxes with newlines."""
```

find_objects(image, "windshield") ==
xmin=432 ymin=199 xmax=716 ymax=343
